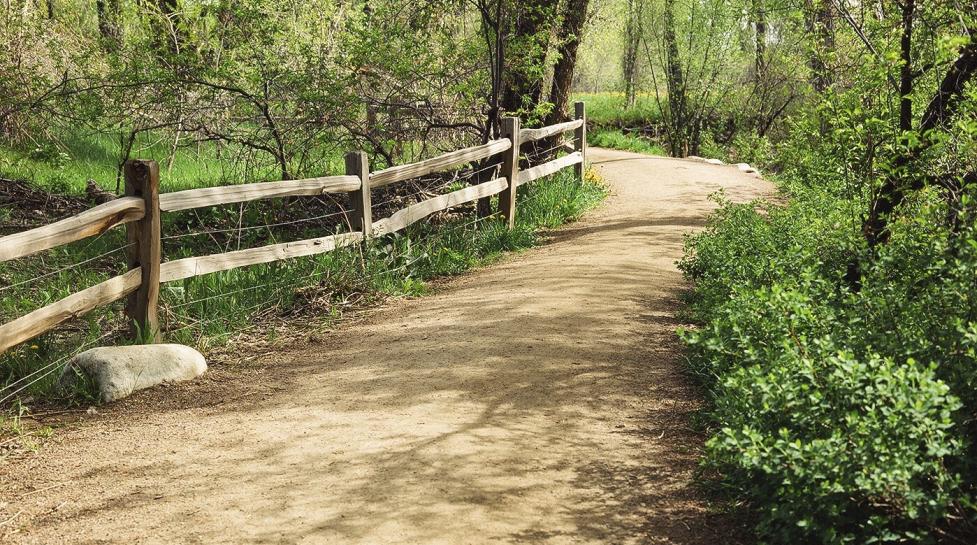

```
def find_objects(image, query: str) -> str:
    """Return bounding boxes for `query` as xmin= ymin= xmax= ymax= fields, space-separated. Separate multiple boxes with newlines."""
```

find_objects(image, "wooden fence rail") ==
xmin=0 ymin=103 xmax=587 ymax=356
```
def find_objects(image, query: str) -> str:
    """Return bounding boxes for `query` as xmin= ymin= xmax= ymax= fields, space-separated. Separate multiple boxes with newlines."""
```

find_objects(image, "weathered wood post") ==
xmin=498 ymin=116 xmax=521 ymax=228
xmin=124 ymin=160 xmax=161 ymax=343
xmin=345 ymin=151 xmax=372 ymax=237
xmin=574 ymin=101 xmax=586 ymax=182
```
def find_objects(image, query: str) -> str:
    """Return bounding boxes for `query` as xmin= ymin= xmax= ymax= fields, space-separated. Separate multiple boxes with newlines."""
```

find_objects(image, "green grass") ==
xmin=0 ymin=131 xmax=346 ymax=195
xmin=588 ymin=129 xmax=665 ymax=156
xmin=573 ymin=92 xmax=663 ymax=129
xmin=0 ymin=167 xmax=607 ymax=406
xmin=573 ymin=92 xmax=666 ymax=156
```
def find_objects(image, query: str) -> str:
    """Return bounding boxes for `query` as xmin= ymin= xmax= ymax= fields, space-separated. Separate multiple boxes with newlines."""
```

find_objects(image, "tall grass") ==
xmin=0 ymin=167 xmax=606 ymax=405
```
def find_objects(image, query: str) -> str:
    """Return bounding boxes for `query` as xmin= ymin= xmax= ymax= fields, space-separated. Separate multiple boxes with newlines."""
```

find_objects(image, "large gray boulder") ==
xmin=60 ymin=344 xmax=207 ymax=402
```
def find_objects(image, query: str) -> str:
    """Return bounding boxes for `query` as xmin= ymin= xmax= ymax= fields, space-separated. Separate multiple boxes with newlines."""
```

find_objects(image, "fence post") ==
xmin=574 ymin=101 xmax=586 ymax=182
xmin=124 ymin=160 xmax=161 ymax=343
xmin=345 ymin=151 xmax=372 ymax=237
xmin=498 ymin=116 xmax=521 ymax=228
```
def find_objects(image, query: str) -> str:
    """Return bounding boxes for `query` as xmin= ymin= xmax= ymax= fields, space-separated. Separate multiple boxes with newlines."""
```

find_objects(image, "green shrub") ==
xmin=680 ymin=174 xmax=977 ymax=542
xmin=728 ymin=132 xmax=773 ymax=169
xmin=710 ymin=349 xmax=960 ymax=544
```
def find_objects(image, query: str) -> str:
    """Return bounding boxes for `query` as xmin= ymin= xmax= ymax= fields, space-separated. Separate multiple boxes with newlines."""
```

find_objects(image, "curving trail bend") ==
xmin=0 ymin=148 xmax=771 ymax=545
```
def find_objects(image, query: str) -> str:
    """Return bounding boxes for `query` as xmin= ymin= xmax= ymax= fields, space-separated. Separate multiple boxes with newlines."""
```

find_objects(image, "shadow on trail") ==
xmin=12 ymin=147 xmax=773 ymax=545
xmin=79 ymin=210 xmax=743 ymax=544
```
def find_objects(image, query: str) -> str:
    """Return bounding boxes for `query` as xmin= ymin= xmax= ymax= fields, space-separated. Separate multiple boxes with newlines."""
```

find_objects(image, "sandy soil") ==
xmin=0 ymin=148 xmax=772 ymax=544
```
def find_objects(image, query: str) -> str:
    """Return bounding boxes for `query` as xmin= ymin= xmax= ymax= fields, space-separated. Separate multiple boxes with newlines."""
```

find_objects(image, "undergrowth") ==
xmin=679 ymin=112 xmax=977 ymax=542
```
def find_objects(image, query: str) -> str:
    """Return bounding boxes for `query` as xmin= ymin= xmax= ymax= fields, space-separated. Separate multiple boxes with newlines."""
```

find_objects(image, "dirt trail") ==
xmin=0 ymin=148 xmax=771 ymax=544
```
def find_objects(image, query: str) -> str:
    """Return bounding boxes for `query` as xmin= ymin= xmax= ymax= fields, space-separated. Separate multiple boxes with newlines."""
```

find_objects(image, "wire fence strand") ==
xmin=0 ymin=243 xmax=134 ymax=295
xmin=161 ymin=208 xmax=353 ymax=241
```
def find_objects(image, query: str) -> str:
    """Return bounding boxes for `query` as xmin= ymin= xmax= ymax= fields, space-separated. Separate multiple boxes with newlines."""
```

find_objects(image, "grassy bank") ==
xmin=573 ymin=92 xmax=662 ymax=129
xmin=0 ymin=167 xmax=606 ymax=409
xmin=588 ymin=130 xmax=665 ymax=155
xmin=573 ymin=92 xmax=665 ymax=156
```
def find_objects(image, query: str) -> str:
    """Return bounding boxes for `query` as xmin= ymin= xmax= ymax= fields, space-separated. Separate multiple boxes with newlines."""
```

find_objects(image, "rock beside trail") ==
xmin=60 ymin=344 xmax=207 ymax=402
xmin=736 ymin=162 xmax=760 ymax=175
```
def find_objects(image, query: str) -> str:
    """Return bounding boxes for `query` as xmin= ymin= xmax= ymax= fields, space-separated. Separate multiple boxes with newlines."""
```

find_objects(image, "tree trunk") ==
xmin=804 ymin=0 xmax=835 ymax=93
xmin=898 ymin=0 xmax=915 ymax=132
xmin=862 ymin=36 xmax=977 ymax=251
xmin=546 ymin=0 xmax=590 ymax=125
xmin=500 ymin=0 xmax=559 ymax=116
xmin=752 ymin=0 xmax=766 ymax=79
xmin=622 ymin=0 xmax=643 ymax=108
xmin=663 ymin=0 xmax=687 ymax=157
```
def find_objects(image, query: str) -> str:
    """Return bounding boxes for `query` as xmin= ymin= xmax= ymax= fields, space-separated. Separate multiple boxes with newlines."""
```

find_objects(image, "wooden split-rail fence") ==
xmin=0 ymin=104 xmax=587 ymax=355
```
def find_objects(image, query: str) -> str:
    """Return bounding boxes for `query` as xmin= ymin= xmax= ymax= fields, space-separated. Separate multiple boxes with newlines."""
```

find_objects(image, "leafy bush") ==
xmin=680 ymin=173 xmax=977 ymax=542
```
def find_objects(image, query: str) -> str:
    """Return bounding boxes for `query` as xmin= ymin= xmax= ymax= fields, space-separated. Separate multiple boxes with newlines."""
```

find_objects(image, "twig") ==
xmin=0 ymin=510 xmax=24 ymax=527
xmin=18 ymin=482 xmax=66 ymax=499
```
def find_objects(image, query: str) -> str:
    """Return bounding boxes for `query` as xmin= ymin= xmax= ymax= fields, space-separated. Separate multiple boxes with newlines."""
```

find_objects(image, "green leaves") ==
xmin=681 ymin=166 xmax=977 ymax=541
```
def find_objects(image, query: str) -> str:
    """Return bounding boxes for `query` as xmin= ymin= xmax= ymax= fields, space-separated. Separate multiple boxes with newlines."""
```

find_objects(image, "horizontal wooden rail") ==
xmin=159 ymin=232 xmax=364 ymax=283
xmin=373 ymin=178 xmax=508 ymax=236
xmin=0 ymin=108 xmax=589 ymax=358
xmin=519 ymin=119 xmax=584 ymax=144
xmin=0 ymin=197 xmax=145 ymax=263
xmin=370 ymin=139 xmax=511 ymax=189
xmin=517 ymin=152 xmax=583 ymax=186
xmin=158 ymin=175 xmax=361 ymax=212
xmin=0 ymin=269 xmax=142 ymax=354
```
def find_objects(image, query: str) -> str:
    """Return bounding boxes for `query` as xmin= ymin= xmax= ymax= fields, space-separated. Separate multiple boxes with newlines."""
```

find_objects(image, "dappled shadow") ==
xmin=1 ymin=147 xmax=772 ymax=544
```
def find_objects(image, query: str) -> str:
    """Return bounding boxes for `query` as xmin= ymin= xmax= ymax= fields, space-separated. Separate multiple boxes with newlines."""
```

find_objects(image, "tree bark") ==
xmin=546 ymin=0 xmax=590 ymax=125
xmin=622 ymin=0 xmax=643 ymax=108
xmin=500 ymin=0 xmax=559 ymax=116
xmin=663 ymin=0 xmax=687 ymax=157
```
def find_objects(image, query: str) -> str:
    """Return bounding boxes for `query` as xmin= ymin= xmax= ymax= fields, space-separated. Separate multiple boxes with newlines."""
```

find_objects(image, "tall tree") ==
xmin=662 ymin=0 xmax=687 ymax=156
xmin=804 ymin=0 xmax=835 ymax=93
xmin=752 ymin=0 xmax=767 ymax=79
xmin=546 ymin=0 xmax=590 ymax=125
xmin=500 ymin=0 xmax=560 ymax=118
xmin=622 ymin=0 xmax=643 ymax=108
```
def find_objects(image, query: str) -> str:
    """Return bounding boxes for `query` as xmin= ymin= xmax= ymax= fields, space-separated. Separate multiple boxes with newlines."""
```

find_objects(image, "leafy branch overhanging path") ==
xmin=0 ymin=148 xmax=771 ymax=545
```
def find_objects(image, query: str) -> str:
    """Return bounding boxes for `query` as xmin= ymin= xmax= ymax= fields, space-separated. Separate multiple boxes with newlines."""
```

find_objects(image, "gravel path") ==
xmin=0 ymin=148 xmax=771 ymax=544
